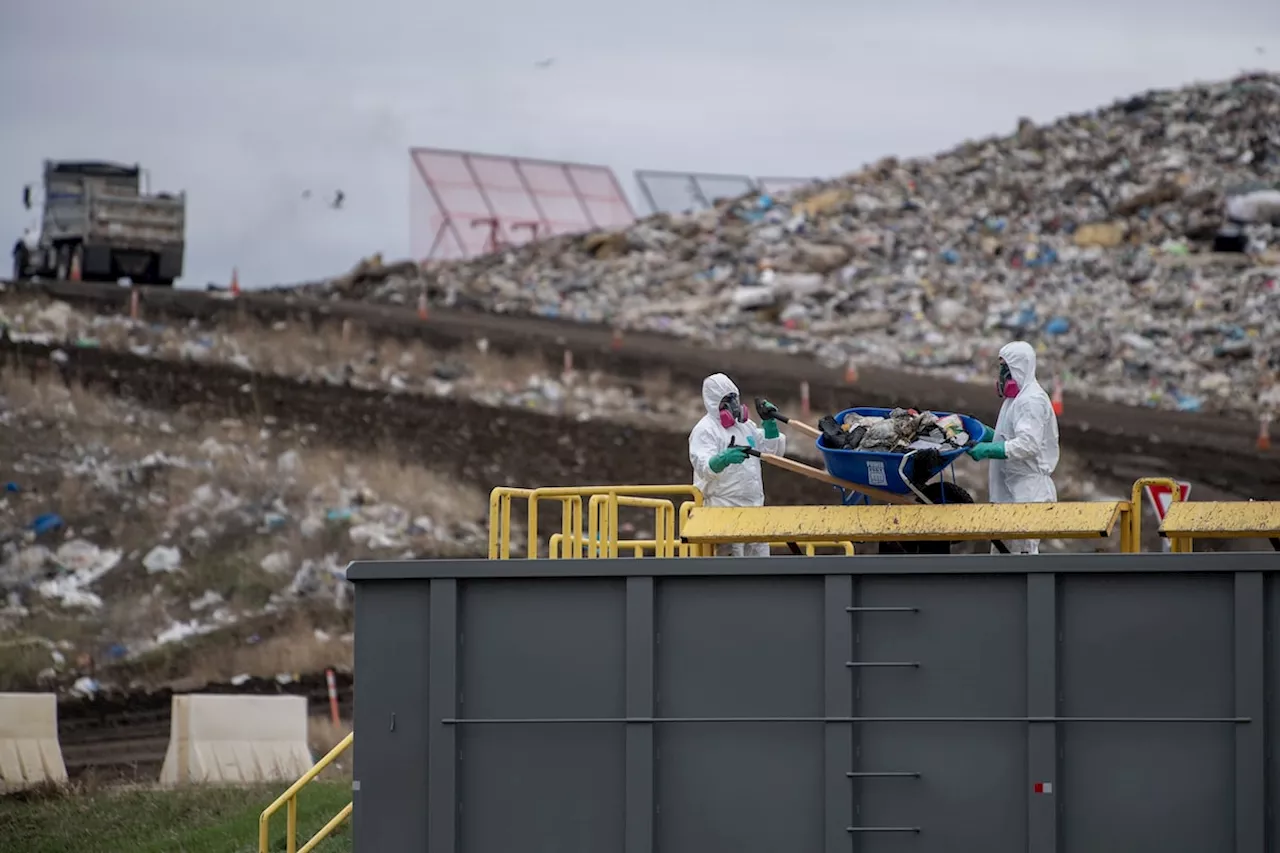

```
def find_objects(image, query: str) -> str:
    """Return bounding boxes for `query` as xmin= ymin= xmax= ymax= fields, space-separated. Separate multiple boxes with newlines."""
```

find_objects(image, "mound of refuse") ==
xmin=314 ymin=72 xmax=1280 ymax=418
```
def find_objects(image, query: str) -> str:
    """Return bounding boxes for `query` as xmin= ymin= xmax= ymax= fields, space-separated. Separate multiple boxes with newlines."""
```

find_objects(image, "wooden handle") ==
xmin=784 ymin=419 xmax=821 ymax=439
xmin=757 ymin=453 xmax=915 ymax=505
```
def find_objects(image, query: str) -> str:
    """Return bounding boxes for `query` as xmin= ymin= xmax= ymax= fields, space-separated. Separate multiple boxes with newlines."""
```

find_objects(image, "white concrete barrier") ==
xmin=159 ymin=694 xmax=312 ymax=785
xmin=0 ymin=692 xmax=68 ymax=791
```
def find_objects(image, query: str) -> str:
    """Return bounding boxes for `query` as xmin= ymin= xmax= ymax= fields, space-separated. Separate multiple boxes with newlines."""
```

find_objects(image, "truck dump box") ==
xmin=346 ymin=552 xmax=1278 ymax=853
xmin=34 ymin=160 xmax=185 ymax=284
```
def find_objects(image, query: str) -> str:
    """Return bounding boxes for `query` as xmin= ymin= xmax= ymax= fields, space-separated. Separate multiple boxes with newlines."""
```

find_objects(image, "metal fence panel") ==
xmin=410 ymin=148 xmax=636 ymax=261
xmin=1267 ymin=572 xmax=1280 ymax=850
xmin=457 ymin=579 xmax=626 ymax=853
xmin=853 ymin=575 xmax=1028 ymax=850
xmin=1058 ymin=574 xmax=1235 ymax=852
xmin=351 ymin=581 xmax=431 ymax=853
xmin=348 ymin=554 xmax=1280 ymax=853
xmin=757 ymin=176 xmax=815 ymax=196
xmin=635 ymin=170 xmax=818 ymax=215
xmin=655 ymin=577 xmax=825 ymax=853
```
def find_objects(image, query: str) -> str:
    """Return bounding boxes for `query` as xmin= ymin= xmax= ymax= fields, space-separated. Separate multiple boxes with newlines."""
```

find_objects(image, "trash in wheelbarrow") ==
xmin=817 ymin=407 xmax=971 ymax=453
xmin=817 ymin=407 xmax=985 ymax=496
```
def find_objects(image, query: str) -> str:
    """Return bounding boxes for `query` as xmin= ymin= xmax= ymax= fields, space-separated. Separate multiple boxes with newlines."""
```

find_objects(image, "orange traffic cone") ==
xmin=230 ymin=268 xmax=241 ymax=297
xmin=1258 ymin=415 xmax=1272 ymax=452
xmin=417 ymin=292 xmax=429 ymax=321
xmin=1051 ymin=376 xmax=1064 ymax=416
xmin=844 ymin=358 xmax=859 ymax=385
xmin=69 ymin=251 xmax=82 ymax=282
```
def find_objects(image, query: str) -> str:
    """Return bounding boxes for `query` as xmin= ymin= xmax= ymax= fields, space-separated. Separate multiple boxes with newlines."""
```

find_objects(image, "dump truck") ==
xmin=12 ymin=160 xmax=186 ymax=286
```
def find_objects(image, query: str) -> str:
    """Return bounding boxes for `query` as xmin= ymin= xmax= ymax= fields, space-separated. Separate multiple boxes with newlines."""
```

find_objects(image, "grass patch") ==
xmin=0 ymin=779 xmax=353 ymax=853
xmin=0 ymin=639 xmax=56 ymax=691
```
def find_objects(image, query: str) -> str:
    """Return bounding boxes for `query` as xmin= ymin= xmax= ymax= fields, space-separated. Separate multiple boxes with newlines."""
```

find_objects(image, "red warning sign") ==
xmin=1143 ymin=481 xmax=1191 ymax=521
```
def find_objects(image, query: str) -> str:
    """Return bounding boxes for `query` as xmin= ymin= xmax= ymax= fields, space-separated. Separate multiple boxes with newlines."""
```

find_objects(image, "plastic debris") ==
xmin=307 ymin=72 xmax=1280 ymax=419
xmin=142 ymin=545 xmax=182 ymax=574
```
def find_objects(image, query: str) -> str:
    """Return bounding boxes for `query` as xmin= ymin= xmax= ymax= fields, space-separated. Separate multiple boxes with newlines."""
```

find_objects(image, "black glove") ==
xmin=755 ymin=398 xmax=780 ymax=420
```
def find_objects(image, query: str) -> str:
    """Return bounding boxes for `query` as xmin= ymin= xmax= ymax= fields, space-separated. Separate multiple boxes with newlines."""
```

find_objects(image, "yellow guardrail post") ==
xmin=488 ymin=487 xmax=536 ymax=559
xmin=259 ymin=731 xmax=354 ymax=853
xmin=297 ymin=803 xmax=354 ymax=853
xmin=1129 ymin=478 xmax=1184 ymax=553
xmin=1119 ymin=505 xmax=1133 ymax=554
xmin=518 ymin=486 xmax=702 ymax=560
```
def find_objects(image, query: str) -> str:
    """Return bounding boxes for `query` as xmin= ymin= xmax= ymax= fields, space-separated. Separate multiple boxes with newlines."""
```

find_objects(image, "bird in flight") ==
xmin=534 ymin=57 xmax=555 ymax=69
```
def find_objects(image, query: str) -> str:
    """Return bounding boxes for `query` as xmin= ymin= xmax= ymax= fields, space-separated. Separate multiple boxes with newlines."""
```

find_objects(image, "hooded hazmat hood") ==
xmin=701 ymin=373 xmax=739 ymax=417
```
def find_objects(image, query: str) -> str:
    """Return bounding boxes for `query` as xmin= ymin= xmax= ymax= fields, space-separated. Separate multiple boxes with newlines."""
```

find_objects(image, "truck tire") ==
xmin=877 ymin=480 xmax=975 ymax=556
xmin=54 ymin=243 xmax=84 ymax=282
xmin=12 ymin=246 xmax=27 ymax=281
xmin=54 ymin=245 xmax=70 ymax=281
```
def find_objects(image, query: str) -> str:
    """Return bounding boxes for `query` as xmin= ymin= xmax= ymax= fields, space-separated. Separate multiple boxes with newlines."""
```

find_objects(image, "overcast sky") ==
xmin=2 ymin=1 xmax=1276 ymax=288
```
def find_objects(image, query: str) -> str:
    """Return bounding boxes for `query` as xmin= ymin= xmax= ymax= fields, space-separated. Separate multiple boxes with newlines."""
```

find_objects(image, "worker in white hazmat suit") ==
xmin=689 ymin=373 xmax=786 ymax=557
xmin=966 ymin=341 xmax=1060 ymax=554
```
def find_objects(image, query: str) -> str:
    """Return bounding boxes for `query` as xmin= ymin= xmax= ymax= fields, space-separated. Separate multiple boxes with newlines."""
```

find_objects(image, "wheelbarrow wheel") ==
xmin=877 ymin=481 xmax=974 ymax=555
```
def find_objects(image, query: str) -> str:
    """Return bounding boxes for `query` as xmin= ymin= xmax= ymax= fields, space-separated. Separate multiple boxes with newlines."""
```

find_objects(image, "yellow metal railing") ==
xmin=484 ymin=479 xmax=1278 ymax=559
xmin=1128 ymin=478 xmax=1188 ymax=553
xmin=258 ymin=732 xmax=353 ymax=853
xmin=489 ymin=484 xmax=857 ymax=559
xmin=1158 ymin=500 xmax=1280 ymax=548
xmin=489 ymin=485 xmax=705 ymax=559
xmin=548 ymin=534 xmax=856 ymax=557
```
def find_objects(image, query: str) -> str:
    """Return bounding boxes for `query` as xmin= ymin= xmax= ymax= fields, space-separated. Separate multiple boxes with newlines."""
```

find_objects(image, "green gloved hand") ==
xmin=968 ymin=441 xmax=1006 ymax=461
xmin=980 ymin=424 xmax=995 ymax=443
xmin=709 ymin=446 xmax=749 ymax=473
xmin=763 ymin=418 xmax=780 ymax=439
xmin=755 ymin=398 xmax=781 ymax=420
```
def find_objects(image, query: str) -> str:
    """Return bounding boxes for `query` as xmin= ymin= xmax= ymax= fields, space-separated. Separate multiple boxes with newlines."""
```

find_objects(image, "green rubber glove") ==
xmin=763 ymin=418 xmax=780 ymax=439
xmin=968 ymin=441 xmax=1006 ymax=461
xmin=709 ymin=446 xmax=749 ymax=473
xmin=980 ymin=424 xmax=995 ymax=442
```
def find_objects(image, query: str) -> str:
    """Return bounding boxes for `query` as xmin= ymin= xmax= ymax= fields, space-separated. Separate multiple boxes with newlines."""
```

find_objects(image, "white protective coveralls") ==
xmin=989 ymin=341 xmax=1060 ymax=554
xmin=689 ymin=373 xmax=786 ymax=557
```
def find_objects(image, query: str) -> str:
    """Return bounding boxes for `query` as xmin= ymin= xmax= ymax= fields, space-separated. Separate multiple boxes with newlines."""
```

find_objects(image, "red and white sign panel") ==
xmin=410 ymin=148 xmax=636 ymax=261
xmin=1143 ymin=481 xmax=1191 ymax=521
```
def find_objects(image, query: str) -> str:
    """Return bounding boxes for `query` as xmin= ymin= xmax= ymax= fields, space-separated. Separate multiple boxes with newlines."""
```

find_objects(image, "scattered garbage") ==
xmin=306 ymin=72 xmax=1280 ymax=419
xmin=819 ymin=408 xmax=971 ymax=453
xmin=0 ymin=375 xmax=496 ymax=689
xmin=0 ymin=295 xmax=705 ymax=426
xmin=143 ymin=545 xmax=182 ymax=574
xmin=29 ymin=513 xmax=63 ymax=535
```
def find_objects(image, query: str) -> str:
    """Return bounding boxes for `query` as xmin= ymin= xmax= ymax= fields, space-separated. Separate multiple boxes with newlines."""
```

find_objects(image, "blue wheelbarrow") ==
xmin=747 ymin=402 xmax=1002 ymax=554
xmin=817 ymin=407 xmax=983 ymax=507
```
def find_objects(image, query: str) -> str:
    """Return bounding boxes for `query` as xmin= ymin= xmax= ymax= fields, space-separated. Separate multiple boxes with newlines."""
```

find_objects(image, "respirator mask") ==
xmin=997 ymin=360 xmax=1020 ymax=399
xmin=718 ymin=393 xmax=747 ymax=428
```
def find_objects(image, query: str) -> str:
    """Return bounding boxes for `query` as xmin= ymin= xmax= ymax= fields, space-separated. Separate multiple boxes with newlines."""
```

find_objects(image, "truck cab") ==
xmin=12 ymin=159 xmax=186 ymax=286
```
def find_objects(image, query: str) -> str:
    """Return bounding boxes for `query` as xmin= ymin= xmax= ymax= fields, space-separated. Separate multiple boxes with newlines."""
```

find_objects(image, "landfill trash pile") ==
xmin=309 ymin=73 xmax=1280 ymax=418
xmin=0 ymin=372 xmax=491 ymax=692
xmin=0 ymin=296 xmax=706 ymax=426
xmin=819 ymin=408 xmax=971 ymax=453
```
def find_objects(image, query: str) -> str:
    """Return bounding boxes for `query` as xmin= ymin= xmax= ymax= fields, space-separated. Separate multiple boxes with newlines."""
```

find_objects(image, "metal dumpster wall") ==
xmin=347 ymin=553 xmax=1280 ymax=853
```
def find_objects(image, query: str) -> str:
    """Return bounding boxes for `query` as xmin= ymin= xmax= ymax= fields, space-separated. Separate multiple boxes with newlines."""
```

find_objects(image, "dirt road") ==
xmin=4 ymin=279 xmax=1276 ymax=497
